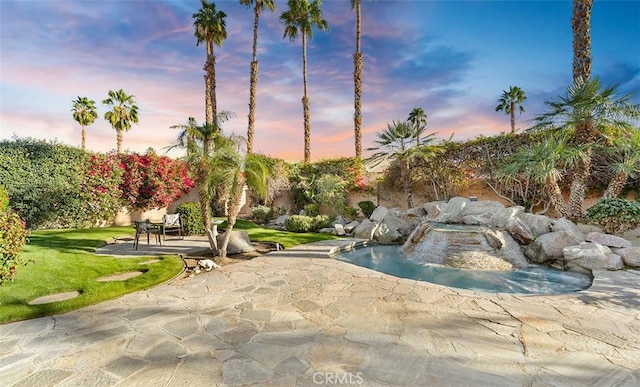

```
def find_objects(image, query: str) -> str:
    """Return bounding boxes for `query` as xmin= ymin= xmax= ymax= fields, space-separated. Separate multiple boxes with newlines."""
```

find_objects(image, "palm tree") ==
xmin=531 ymin=78 xmax=640 ymax=217
xmin=495 ymin=86 xmax=526 ymax=133
xmin=408 ymin=107 xmax=428 ymax=145
xmin=603 ymin=131 xmax=640 ymax=199
xmin=367 ymin=120 xmax=442 ymax=208
xmin=567 ymin=0 xmax=593 ymax=219
xmin=169 ymin=112 xmax=235 ymax=251
xmin=280 ymin=0 xmax=328 ymax=163
xmin=351 ymin=0 xmax=370 ymax=159
xmin=208 ymin=134 xmax=270 ymax=258
xmin=71 ymin=96 xmax=98 ymax=150
xmin=193 ymin=0 xmax=228 ymax=123
xmin=241 ymin=0 xmax=276 ymax=154
xmin=102 ymin=89 xmax=139 ymax=154
xmin=500 ymin=135 xmax=587 ymax=217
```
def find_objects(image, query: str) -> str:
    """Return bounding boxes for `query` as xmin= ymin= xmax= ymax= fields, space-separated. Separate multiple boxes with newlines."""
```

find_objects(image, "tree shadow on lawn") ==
xmin=26 ymin=231 xmax=117 ymax=254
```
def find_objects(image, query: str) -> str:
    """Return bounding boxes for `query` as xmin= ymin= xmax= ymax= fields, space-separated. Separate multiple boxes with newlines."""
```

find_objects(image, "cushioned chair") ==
xmin=133 ymin=220 xmax=161 ymax=250
xmin=161 ymin=214 xmax=183 ymax=242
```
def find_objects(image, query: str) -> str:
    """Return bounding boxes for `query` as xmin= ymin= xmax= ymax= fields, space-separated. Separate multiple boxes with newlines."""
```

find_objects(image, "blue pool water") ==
xmin=334 ymin=245 xmax=593 ymax=295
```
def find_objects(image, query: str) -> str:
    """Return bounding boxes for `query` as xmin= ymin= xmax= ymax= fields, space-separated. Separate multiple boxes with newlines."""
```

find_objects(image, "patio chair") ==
xmin=161 ymin=213 xmax=183 ymax=242
xmin=133 ymin=220 xmax=161 ymax=250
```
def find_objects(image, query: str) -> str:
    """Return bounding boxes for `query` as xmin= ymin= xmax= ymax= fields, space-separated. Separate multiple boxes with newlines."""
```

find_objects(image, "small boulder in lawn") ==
xmin=216 ymin=230 xmax=256 ymax=255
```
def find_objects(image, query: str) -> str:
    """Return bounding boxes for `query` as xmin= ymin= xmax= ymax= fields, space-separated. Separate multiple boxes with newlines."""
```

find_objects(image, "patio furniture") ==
xmin=161 ymin=213 xmax=183 ymax=242
xmin=133 ymin=220 xmax=161 ymax=250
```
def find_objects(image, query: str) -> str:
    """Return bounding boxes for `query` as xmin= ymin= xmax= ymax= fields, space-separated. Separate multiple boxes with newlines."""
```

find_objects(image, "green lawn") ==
xmin=0 ymin=220 xmax=337 ymax=324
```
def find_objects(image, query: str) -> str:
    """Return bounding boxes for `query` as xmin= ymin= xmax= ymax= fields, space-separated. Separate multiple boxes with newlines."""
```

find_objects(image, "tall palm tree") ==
xmin=531 ymin=78 xmax=640 ymax=213
xmin=280 ymin=0 xmax=328 ymax=163
xmin=241 ymin=0 xmax=276 ymax=154
xmin=169 ymin=112 xmax=234 ymax=251
xmin=367 ymin=120 xmax=442 ymax=208
xmin=495 ymin=86 xmax=526 ymax=133
xmin=193 ymin=0 xmax=228 ymax=124
xmin=102 ymin=89 xmax=139 ymax=154
xmin=351 ymin=0 xmax=366 ymax=159
xmin=71 ymin=96 xmax=98 ymax=150
xmin=500 ymin=135 xmax=587 ymax=218
xmin=408 ymin=107 xmax=428 ymax=145
xmin=208 ymin=134 xmax=270 ymax=258
xmin=567 ymin=0 xmax=593 ymax=218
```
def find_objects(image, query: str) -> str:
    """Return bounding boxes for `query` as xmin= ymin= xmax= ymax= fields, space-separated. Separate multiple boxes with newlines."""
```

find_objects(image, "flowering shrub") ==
xmin=79 ymin=153 xmax=124 ymax=227
xmin=0 ymin=210 xmax=30 ymax=284
xmin=119 ymin=151 xmax=195 ymax=211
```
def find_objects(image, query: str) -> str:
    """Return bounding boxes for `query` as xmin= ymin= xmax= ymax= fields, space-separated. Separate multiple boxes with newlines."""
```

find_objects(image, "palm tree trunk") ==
xmin=220 ymin=175 xmax=246 ymax=259
xmin=210 ymin=44 xmax=218 ymax=120
xmin=197 ymin=168 xmax=216 ymax=252
xmin=546 ymin=180 xmax=569 ymax=218
xmin=247 ymin=5 xmax=261 ymax=154
xmin=301 ymin=35 xmax=311 ymax=163
xmin=116 ymin=130 xmax=123 ymax=154
xmin=353 ymin=0 xmax=363 ymax=159
xmin=510 ymin=102 xmax=516 ymax=133
xmin=404 ymin=158 xmax=414 ymax=208
xmin=603 ymin=171 xmax=628 ymax=199
xmin=81 ymin=126 xmax=86 ymax=150
xmin=568 ymin=147 xmax=591 ymax=220
xmin=204 ymin=45 xmax=213 ymax=125
xmin=572 ymin=0 xmax=592 ymax=84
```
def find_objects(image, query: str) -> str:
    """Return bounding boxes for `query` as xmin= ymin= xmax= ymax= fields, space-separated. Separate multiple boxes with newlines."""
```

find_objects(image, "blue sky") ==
xmin=1 ymin=0 xmax=638 ymax=161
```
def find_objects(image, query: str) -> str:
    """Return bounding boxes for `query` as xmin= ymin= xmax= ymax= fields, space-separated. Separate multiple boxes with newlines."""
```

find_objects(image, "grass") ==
xmin=0 ymin=226 xmax=184 ymax=324
xmin=0 ymin=219 xmax=338 ymax=324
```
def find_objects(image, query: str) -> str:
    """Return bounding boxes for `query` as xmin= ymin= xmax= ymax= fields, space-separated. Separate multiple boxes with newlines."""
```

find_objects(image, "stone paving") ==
xmin=1 ymin=239 xmax=640 ymax=386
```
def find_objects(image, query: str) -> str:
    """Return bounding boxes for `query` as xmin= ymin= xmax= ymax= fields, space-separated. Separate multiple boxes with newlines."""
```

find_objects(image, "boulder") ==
xmin=462 ymin=213 xmax=493 ymax=226
xmin=369 ymin=206 xmax=388 ymax=223
xmin=464 ymin=200 xmax=506 ymax=216
xmin=344 ymin=221 xmax=359 ymax=233
xmin=434 ymin=196 xmax=470 ymax=223
xmin=613 ymin=247 xmax=640 ymax=267
xmin=318 ymin=228 xmax=335 ymax=234
xmin=333 ymin=223 xmax=346 ymax=236
xmin=518 ymin=213 xmax=553 ymax=238
xmin=525 ymin=231 xmax=579 ymax=263
xmin=216 ymin=230 xmax=256 ymax=255
xmin=508 ymin=217 xmax=534 ymax=245
xmin=354 ymin=219 xmax=379 ymax=240
xmin=563 ymin=242 xmax=623 ymax=271
xmin=275 ymin=215 xmax=289 ymax=226
xmin=488 ymin=206 xmax=524 ymax=230
xmin=375 ymin=212 xmax=405 ymax=244
xmin=423 ymin=201 xmax=446 ymax=220
xmin=333 ymin=215 xmax=348 ymax=226
xmin=405 ymin=206 xmax=427 ymax=218
xmin=586 ymin=232 xmax=632 ymax=249
xmin=550 ymin=218 xmax=585 ymax=242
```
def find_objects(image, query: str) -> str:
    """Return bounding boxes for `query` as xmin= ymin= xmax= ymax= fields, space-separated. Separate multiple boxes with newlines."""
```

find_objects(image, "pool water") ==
xmin=334 ymin=245 xmax=593 ymax=295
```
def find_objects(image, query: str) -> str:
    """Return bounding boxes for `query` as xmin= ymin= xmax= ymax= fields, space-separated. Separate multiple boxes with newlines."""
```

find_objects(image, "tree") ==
xmin=367 ymin=120 xmax=442 ymax=208
xmin=71 ymin=96 xmax=98 ymax=151
xmin=500 ymin=135 xmax=587 ymax=217
xmin=193 ymin=0 xmax=228 ymax=124
xmin=495 ymin=86 xmax=526 ymax=133
xmin=351 ymin=0 xmax=371 ymax=159
xmin=531 ymin=78 xmax=640 ymax=216
xmin=241 ymin=0 xmax=276 ymax=154
xmin=280 ymin=0 xmax=328 ymax=163
xmin=603 ymin=131 xmax=640 ymax=199
xmin=408 ymin=107 xmax=428 ymax=145
xmin=169 ymin=112 xmax=234 ymax=252
xmin=102 ymin=89 xmax=139 ymax=154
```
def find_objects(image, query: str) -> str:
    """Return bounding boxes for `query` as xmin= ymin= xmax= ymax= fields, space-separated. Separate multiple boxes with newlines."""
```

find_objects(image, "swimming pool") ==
xmin=334 ymin=244 xmax=593 ymax=295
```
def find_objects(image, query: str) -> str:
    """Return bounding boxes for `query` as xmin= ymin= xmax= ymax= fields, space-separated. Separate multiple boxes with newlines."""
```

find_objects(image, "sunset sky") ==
xmin=1 ymin=0 xmax=638 ymax=162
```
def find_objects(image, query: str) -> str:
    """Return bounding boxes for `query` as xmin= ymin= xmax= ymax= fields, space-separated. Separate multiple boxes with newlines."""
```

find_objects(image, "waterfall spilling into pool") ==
xmin=334 ymin=244 xmax=593 ymax=295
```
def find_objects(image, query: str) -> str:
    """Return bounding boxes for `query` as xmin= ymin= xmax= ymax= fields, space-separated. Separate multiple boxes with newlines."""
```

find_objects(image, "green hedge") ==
xmin=176 ymin=202 xmax=206 ymax=235
xmin=586 ymin=198 xmax=640 ymax=235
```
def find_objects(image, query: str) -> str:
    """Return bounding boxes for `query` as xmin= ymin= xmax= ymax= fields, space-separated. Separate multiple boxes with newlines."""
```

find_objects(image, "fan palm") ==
xmin=207 ymin=134 xmax=271 ymax=258
xmin=351 ymin=0 xmax=372 ymax=159
xmin=602 ymin=131 xmax=640 ymax=199
xmin=71 ymin=96 xmax=98 ymax=150
xmin=169 ymin=112 xmax=234 ymax=252
xmin=408 ymin=107 xmax=428 ymax=145
xmin=193 ymin=0 xmax=227 ymax=123
xmin=367 ymin=120 xmax=442 ymax=208
xmin=280 ymin=0 xmax=328 ymax=163
xmin=102 ymin=89 xmax=139 ymax=154
xmin=495 ymin=86 xmax=526 ymax=133
xmin=240 ymin=0 xmax=276 ymax=154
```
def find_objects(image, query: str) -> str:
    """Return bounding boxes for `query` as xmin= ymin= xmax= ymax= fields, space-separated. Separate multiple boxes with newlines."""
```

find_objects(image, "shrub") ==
xmin=176 ymin=202 xmax=205 ymax=235
xmin=586 ymin=198 xmax=640 ymax=235
xmin=304 ymin=203 xmax=319 ymax=217
xmin=285 ymin=215 xmax=314 ymax=233
xmin=0 ymin=186 xmax=8 ymax=212
xmin=313 ymin=214 xmax=332 ymax=230
xmin=358 ymin=200 xmax=376 ymax=218
xmin=79 ymin=153 xmax=124 ymax=227
xmin=341 ymin=206 xmax=358 ymax=220
xmin=0 ymin=210 xmax=30 ymax=284
xmin=315 ymin=174 xmax=348 ymax=216
xmin=251 ymin=205 xmax=273 ymax=224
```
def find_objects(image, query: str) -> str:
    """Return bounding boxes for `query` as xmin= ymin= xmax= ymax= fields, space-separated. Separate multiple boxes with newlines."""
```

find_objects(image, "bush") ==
xmin=0 ymin=186 xmax=8 ymax=212
xmin=313 ymin=214 xmax=332 ymax=230
xmin=304 ymin=203 xmax=319 ymax=217
xmin=341 ymin=206 xmax=358 ymax=220
xmin=176 ymin=202 xmax=205 ymax=235
xmin=251 ymin=205 xmax=273 ymax=224
xmin=358 ymin=200 xmax=376 ymax=218
xmin=586 ymin=198 xmax=640 ymax=235
xmin=0 ymin=210 xmax=30 ymax=284
xmin=285 ymin=215 xmax=314 ymax=233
